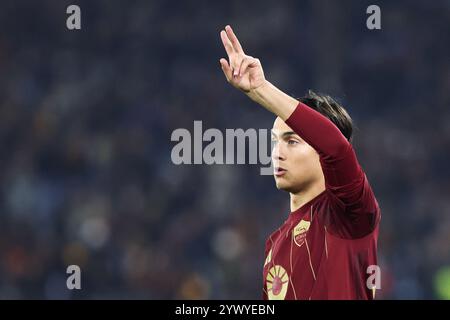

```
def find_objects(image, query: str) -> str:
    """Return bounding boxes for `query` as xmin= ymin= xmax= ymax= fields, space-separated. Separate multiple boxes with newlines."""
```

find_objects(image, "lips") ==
xmin=274 ymin=167 xmax=287 ymax=177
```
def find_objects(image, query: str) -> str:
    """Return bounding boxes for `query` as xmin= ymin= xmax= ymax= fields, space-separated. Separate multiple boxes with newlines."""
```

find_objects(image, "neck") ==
xmin=290 ymin=180 xmax=325 ymax=212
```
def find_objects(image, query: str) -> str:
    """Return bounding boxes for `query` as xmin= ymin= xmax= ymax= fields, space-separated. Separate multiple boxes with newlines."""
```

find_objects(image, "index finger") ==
xmin=225 ymin=25 xmax=244 ymax=53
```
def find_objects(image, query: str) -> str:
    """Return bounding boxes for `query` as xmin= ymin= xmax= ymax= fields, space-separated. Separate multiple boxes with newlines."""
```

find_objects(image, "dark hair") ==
xmin=299 ymin=90 xmax=353 ymax=142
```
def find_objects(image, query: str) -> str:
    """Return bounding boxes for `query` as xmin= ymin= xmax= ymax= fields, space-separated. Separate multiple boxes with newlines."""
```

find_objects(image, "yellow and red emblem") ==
xmin=293 ymin=219 xmax=311 ymax=247
xmin=266 ymin=265 xmax=289 ymax=300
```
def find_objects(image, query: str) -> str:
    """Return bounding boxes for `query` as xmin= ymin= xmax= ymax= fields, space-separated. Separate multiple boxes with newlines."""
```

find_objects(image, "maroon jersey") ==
xmin=263 ymin=102 xmax=381 ymax=300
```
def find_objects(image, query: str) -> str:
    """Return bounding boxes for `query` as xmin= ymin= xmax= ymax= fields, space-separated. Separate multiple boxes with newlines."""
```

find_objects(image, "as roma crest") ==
xmin=293 ymin=219 xmax=310 ymax=247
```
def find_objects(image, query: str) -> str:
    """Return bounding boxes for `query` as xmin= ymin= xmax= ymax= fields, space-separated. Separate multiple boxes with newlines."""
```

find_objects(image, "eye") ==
xmin=288 ymin=139 xmax=299 ymax=145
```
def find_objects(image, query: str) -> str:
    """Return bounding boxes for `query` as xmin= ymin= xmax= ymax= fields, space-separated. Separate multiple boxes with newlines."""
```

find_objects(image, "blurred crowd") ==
xmin=0 ymin=0 xmax=449 ymax=299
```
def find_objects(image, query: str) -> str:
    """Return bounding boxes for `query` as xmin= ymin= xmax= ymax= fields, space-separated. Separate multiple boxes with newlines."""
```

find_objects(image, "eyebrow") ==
xmin=271 ymin=131 xmax=299 ymax=138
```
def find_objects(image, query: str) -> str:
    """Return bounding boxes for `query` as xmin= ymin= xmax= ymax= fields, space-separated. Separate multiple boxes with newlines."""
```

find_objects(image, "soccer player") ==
xmin=219 ymin=25 xmax=381 ymax=300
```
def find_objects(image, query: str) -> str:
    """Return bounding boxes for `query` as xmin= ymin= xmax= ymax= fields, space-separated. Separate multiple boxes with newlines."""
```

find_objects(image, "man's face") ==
xmin=271 ymin=117 xmax=323 ymax=193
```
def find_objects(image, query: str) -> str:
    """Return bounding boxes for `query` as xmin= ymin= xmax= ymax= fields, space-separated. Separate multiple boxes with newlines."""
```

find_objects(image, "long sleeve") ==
xmin=285 ymin=102 xmax=380 ymax=237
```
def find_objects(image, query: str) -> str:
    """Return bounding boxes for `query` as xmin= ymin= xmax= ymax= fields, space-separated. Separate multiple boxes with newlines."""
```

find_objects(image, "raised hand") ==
xmin=219 ymin=25 xmax=266 ymax=93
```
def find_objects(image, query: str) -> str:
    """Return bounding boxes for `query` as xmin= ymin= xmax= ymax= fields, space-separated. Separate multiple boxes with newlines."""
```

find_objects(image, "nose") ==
xmin=272 ymin=142 xmax=286 ymax=162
